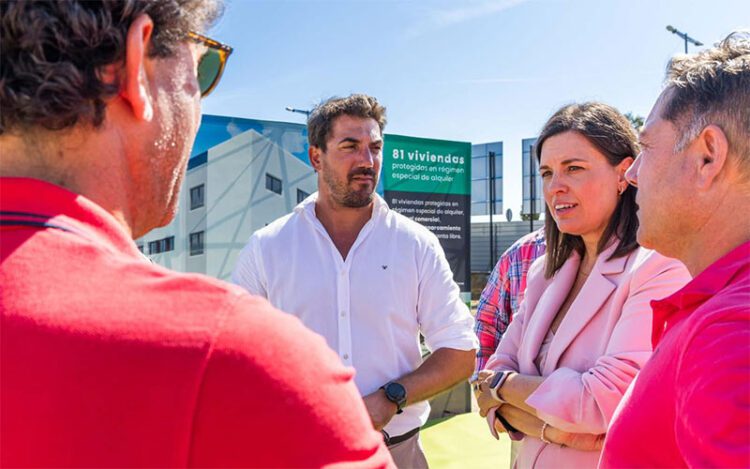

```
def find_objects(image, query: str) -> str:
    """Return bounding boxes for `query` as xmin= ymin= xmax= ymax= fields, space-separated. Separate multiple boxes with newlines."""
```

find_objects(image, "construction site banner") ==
xmin=382 ymin=134 xmax=471 ymax=303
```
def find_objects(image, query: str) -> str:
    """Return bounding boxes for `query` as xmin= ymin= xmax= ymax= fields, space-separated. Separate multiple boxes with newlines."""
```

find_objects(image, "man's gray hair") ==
xmin=661 ymin=31 xmax=749 ymax=171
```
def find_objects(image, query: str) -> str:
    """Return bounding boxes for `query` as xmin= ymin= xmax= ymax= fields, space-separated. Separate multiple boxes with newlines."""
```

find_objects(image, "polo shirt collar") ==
xmin=0 ymin=177 xmax=142 ymax=259
xmin=650 ymin=240 xmax=750 ymax=346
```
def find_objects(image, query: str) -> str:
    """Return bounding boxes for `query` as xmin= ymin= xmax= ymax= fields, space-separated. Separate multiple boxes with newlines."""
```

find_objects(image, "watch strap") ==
xmin=489 ymin=370 xmax=511 ymax=403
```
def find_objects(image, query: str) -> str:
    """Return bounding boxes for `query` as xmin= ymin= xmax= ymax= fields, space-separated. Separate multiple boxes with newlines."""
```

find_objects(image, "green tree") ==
xmin=625 ymin=112 xmax=645 ymax=132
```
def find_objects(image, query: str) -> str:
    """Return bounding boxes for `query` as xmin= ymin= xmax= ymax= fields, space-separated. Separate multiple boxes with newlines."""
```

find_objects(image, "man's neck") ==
xmin=0 ymin=129 xmax=135 ymax=239
xmin=676 ymin=191 xmax=750 ymax=276
xmin=680 ymin=223 xmax=750 ymax=277
xmin=314 ymin=193 xmax=375 ymax=261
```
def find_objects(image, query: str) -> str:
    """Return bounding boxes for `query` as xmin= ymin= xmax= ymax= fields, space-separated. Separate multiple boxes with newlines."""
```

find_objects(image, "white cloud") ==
xmin=408 ymin=0 xmax=531 ymax=38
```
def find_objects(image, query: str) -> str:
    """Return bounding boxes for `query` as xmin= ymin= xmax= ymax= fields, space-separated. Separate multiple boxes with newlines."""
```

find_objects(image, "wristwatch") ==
xmin=489 ymin=370 xmax=513 ymax=403
xmin=381 ymin=381 xmax=407 ymax=414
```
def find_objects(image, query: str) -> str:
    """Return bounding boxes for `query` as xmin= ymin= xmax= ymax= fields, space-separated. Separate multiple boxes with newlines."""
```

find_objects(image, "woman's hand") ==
xmin=476 ymin=370 xmax=502 ymax=417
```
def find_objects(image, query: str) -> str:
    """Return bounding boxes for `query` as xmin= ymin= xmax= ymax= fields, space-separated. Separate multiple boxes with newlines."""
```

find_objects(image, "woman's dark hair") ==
xmin=0 ymin=0 xmax=222 ymax=135
xmin=535 ymin=102 xmax=640 ymax=278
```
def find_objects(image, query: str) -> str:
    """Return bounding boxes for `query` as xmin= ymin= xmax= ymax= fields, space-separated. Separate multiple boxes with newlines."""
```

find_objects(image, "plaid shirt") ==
xmin=473 ymin=228 xmax=546 ymax=381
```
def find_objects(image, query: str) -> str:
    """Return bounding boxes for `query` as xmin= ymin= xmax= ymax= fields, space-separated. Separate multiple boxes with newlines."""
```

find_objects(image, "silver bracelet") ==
xmin=540 ymin=422 xmax=552 ymax=445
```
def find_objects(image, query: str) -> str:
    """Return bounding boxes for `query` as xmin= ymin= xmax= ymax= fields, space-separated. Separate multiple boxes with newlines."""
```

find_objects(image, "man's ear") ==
xmin=693 ymin=124 xmax=729 ymax=191
xmin=309 ymin=146 xmax=322 ymax=172
xmin=617 ymin=156 xmax=634 ymax=182
xmin=120 ymin=14 xmax=154 ymax=121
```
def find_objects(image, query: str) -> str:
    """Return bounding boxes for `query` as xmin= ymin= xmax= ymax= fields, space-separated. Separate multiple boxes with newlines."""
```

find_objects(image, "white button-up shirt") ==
xmin=232 ymin=193 xmax=477 ymax=436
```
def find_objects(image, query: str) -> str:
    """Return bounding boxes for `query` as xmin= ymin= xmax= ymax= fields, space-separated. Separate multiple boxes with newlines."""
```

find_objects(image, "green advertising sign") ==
xmin=383 ymin=134 xmax=470 ymax=195
xmin=381 ymin=134 xmax=472 ymax=298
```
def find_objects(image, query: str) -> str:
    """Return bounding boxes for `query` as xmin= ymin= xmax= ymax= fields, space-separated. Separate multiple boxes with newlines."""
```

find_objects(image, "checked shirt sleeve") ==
xmin=473 ymin=256 xmax=512 ymax=381
xmin=472 ymin=231 xmax=546 ymax=382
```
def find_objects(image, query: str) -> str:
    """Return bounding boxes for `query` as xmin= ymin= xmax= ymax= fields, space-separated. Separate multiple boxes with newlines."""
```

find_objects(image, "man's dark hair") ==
xmin=535 ymin=102 xmax=640 ymax=279
xmin=0 ymin=0 xmax=222 ymax=135
xmin=307 ymin=94 xmax=387 ymax=151
xmin=661 ymin=31 xmax=750 ymax=174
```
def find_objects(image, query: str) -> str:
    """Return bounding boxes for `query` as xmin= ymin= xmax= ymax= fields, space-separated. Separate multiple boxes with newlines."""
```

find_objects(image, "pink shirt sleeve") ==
xmin=189 ymin=293 xmax=394 ymax=468
xmin=674 ymin=306 xmax=750 ymax=468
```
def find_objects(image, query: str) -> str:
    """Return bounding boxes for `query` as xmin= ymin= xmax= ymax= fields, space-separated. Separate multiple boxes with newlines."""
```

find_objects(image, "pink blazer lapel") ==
xmin=518 ymin=253 xmax=580 ymax=374
xmin=542 ymin=243 xmax=630 ymax=374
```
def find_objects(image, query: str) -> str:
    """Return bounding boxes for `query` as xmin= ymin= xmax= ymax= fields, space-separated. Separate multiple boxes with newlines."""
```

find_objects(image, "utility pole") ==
xmin=488 ymin=151 xmax=496 ymax=268
xmin=666 ymin=25 xmax=703 ymax=54
xmin=529 ymin=144 xmax=536 ymax=233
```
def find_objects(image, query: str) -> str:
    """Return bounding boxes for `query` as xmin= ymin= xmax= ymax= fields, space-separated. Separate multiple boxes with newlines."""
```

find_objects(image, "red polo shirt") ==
xmin=0 ymin=177 xmax=392 ymax=468
xmin=600 ymin=241 xmax=750 ymax=468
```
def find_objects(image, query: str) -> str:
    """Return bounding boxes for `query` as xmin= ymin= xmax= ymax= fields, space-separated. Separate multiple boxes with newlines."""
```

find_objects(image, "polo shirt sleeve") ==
xmin=230 ymin=235 xmax=267 ymax=298
xmin=417 ymin=236 xmax=478 ymax=353
xmin=188 ymin=291 xmax=394 ymax=468
xmin=675 ymin=306 xmax=750 ymax=468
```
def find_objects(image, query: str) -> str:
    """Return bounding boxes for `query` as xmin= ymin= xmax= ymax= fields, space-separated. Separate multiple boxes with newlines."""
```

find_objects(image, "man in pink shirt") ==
xmin=600 ymin=31 xmax=750 ymax=468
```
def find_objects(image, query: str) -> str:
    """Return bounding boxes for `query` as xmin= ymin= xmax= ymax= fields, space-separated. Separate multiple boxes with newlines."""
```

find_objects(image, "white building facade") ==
xmin=138 ymin=118 xmax=316 ymax=281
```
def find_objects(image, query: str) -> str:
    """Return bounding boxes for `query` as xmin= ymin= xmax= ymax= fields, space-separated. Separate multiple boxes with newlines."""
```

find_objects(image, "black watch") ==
xmin=381 ymin=381 xmax=407 ymax=414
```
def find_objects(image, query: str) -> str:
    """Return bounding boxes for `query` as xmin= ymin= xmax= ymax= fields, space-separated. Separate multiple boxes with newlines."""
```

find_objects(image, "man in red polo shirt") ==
xmin=0 ymin=1 xmax=392 ymax=467
xmin=600 ymin=31 xmax=750 ymax=468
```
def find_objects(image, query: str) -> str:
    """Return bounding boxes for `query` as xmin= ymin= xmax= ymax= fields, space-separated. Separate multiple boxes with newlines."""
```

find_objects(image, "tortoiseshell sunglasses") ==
xmin=187 ymin=32 xmax=234 ymax=97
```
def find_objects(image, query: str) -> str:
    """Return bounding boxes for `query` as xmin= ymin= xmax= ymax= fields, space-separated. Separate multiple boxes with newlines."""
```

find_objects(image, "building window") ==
xmin=189 ymin=231 xmax=204 ymax=256
xmin=148 ymin=236 xmax=174 ymax=254
xmin=265 ymin=173 xmax=282 ymax=195
xmin=190 ymin=184 xmax=205 ymax=210
xmin=297 ymin=188 xmax=309 ymax=203
xmin=136 ymin=244 xmax=144 ymax=253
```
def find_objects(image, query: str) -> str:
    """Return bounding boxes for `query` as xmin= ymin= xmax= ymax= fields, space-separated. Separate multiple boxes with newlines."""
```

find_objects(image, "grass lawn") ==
xmin=421 ymin=413 xmax=511 ymax=468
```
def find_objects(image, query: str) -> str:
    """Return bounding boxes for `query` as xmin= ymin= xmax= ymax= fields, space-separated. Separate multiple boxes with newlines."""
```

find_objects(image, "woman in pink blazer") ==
xmin=476 ymin=103 xmax=691 ymax=468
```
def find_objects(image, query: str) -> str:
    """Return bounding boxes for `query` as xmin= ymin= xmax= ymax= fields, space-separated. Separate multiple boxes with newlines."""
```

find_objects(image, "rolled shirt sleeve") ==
xmin=417 ymin=236 xmax=478 ymax=353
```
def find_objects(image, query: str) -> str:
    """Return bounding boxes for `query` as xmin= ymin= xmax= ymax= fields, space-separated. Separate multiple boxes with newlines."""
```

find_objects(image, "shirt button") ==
xmin=343 ymin=353 xmax=349 ymax=360
xmin=340 ymin=311 xmax=346 ymax=317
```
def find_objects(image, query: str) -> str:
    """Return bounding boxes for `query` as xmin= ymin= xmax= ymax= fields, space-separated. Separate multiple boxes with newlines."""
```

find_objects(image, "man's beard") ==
xmin=322 ymin=164 xmax=378 ymax=208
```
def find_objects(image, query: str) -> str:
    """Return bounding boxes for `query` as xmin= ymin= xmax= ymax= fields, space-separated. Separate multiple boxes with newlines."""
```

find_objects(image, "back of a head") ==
xmin=0 ymin=0 xmax=222 ymax=135
xmin=661 ymin=31 xmax=750 ymax=176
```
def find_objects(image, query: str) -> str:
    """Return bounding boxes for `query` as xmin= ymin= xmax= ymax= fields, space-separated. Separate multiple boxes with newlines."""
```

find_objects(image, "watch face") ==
xmin=490 ymin=371 xmax=505 ymax=389
xmin=385 ymin=382 xmax=406 ymax=402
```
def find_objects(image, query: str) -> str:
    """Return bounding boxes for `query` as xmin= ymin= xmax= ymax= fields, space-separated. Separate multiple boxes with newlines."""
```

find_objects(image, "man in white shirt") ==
xmin=232 ymin=94 xmax=477 ymax=467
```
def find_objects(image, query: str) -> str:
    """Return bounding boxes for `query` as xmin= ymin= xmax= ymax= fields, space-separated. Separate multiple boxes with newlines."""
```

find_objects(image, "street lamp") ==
xmin=285 ymin=106 xmax=311 ymax=117
xmin=666 ymin=25 xmax=703 ymax=54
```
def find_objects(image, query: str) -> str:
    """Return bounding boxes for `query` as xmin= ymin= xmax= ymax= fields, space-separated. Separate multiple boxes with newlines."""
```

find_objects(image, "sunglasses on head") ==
xmin=187 ymin=32 xmax=233 ymax=98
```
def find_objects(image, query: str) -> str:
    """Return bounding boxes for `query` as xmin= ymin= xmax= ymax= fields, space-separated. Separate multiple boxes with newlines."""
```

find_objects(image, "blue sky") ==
xmin=201 ymin=0 xmax=748 ymax=215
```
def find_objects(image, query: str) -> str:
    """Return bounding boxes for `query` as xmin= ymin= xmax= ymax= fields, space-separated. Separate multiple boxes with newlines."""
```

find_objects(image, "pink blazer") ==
xmin=486 ymin=243 xmax=691 ymax=468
